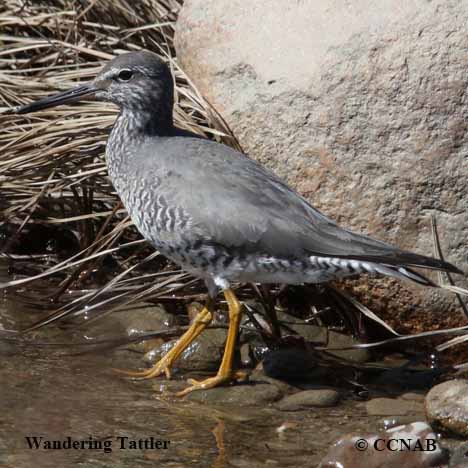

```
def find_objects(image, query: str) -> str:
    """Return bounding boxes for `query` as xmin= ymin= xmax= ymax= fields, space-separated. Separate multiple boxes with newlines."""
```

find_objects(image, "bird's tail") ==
xmin=372 ymin=263 xmax=438 ymax=287
xmin=333 ymin=248 xmax=464 ymax=287
xmin=376 ymin=263 xmax=468 ymax=296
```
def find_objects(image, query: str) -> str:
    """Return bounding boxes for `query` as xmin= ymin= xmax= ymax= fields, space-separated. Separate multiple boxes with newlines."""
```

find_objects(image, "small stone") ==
xmin=124 ymin=305 xmax=177 ymax=353
xmin=185 ymin=382 xmax=282 ymax=405
xmin=365 ymin=397 xmax=424 ymax=416
xmin=425 ymin=379 xmax=468 ymax=437
xmin=81 ymin=303 xmax=177 ymax=353
xmin=276 ymin=389 xmax=340 ymax=411
xmin=124 ymin=304 xmax=177 ymax=332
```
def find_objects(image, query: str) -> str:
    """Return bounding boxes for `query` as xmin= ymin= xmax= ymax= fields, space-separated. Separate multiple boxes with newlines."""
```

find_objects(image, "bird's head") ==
xmin=8 ymin=51 xmax=174 ymax=116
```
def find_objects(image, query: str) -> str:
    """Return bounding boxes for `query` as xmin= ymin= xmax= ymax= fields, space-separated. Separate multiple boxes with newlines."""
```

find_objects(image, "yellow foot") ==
xmin=176 ymin=370 xmax=248 ymax=397
xmin=114 ymin=302 xmax=214 ymax=381
xmin=176 ymin=375 xmax=232 ymax=397
xmin=113 ymin=354 xmax=175 ymax=380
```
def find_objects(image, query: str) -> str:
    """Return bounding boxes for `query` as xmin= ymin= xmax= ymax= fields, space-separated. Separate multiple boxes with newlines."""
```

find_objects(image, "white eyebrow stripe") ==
xmin=101 ymin=69 xmax=118 ymax=80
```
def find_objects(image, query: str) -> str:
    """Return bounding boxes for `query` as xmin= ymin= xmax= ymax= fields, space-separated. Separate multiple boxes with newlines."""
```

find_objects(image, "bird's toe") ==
xmin=112 ymin=361 xmax=172 ymax=380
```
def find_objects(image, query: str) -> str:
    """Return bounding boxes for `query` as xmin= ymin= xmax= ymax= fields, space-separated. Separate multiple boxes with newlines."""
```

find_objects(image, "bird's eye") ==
xmin=118 ymin=69 xmax=133 ymax=81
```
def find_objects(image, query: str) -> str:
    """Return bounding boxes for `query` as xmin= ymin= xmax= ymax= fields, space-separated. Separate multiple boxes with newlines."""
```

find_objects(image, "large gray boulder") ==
xmin=175 ymin=0 xmax=467 ymax=313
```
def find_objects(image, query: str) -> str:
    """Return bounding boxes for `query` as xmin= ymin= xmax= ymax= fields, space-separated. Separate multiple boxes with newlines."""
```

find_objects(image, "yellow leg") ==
xmin=177 ymin=288 xmax=243 ymax=396
xmin=115 ymin=301 xmax=213 ymax=379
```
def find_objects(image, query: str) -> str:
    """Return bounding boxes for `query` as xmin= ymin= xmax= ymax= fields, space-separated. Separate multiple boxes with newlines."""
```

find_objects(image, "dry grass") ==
xmin=0 ymin=1 xmax=466 ymax=368
xmin=0 ymin=0 xmax=240 ymax=318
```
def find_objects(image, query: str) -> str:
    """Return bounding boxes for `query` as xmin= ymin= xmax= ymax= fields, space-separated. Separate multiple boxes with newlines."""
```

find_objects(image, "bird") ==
xmin=9 ymin=50 xmax=463 ymax=396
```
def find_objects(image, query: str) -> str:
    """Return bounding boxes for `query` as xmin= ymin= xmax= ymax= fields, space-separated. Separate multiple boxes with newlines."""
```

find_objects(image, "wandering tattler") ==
xmin=9 ymin=51 xmax=462 ymax=395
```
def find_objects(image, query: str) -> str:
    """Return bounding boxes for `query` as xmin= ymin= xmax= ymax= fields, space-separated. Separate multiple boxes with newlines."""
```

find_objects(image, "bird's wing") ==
xmin=142 ymin=137 xmax=459 ymax=273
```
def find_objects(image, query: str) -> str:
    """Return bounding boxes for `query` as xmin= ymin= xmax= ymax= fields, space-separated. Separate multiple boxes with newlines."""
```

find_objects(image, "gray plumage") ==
xmin=13 ymin=51 xmax=462 ymax=297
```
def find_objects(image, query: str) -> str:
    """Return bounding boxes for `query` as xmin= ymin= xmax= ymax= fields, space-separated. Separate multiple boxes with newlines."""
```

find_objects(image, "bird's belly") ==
xmin=216 ymin=255 xmax=392 ymax=285
xmin=213 ymin=255 xmax=340 ymax=285
xmin=175 ymin=253 xmax=359 ymax=285
xmin=115 ymin=183 xmax=368 ymax=285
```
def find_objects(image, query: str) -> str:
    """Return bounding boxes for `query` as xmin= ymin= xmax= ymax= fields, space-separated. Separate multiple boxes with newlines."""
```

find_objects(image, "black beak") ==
xmin=4 ymin=83 xmax=97 ymax=115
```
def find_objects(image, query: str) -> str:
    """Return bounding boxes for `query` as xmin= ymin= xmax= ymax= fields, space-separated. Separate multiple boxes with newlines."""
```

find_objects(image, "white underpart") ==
xmin=207 ymin=255 xmax=424 ymax=291
xmin=214 ymin=276 xmax=230 ymax=291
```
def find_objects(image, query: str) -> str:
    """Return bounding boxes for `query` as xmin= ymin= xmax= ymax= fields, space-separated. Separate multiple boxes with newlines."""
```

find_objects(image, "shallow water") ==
xmin=1 ymin=340 xmax=379 ymax=467
xmin=0 ymin=288 xmax=377 ymax=468
xmin=1 ymin=288 xmax=465 ymax=467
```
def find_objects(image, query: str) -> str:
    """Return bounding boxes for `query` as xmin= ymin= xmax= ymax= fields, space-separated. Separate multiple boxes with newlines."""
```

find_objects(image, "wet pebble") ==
xmin=365 ymin=397 xmax=425 ymax=416
xmin=184 ymin=382 xmax=283 ymax=405
xmin=124 ymin=304 xmax=178 ymax=352
xmin=276 ymin=389 xmax=340 ymax=411
xmin=84 ymin=303 xmax=177 ymax=353
xmin=425 ymin=379 xmax=468 ymax=437
xmin=319 ymin=421 xmax=447 ymax=467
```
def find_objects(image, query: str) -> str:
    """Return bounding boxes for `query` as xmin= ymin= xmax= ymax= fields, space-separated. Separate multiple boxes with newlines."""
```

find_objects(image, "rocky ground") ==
xmin=85 ymin=302 xmax=468 ymax=466
xmin=1 ymin=280 xmax=467 ymax=467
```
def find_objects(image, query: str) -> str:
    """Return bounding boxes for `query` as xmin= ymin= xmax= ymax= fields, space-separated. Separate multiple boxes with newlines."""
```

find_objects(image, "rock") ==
xmin=249 ymin=368 xmax=298 ymax=394
xmin=262 ymin=348 xmax=317 ymax=381
xmin=449 ymin=444 xmax=468 ymax=467
xmin=425 ymin=379 xmax=468 ymax=437
xmin=122 ymin=304 xmax=177 ymax=334
xmin=144 ymin=328 xmax=226 ymax=371
xmin=121 ymin=304 xmax=178 ymax=353
xmin=326 ymin=330 xmax=370 ymax=364
xmin=274 ymin=310 xmax=370 ymax=364
xmin=274 ymin=309 xmax=325 ymax=343
xmin=81 ymin=303 xmax=177 ymax=353
xmin=262 ymin=345 xmax=369 ymax=385
xmin=176 ymin=0 xmax=467 ymax=315
xmin=276 ymin=389 xmax=340 ymax=411
xmin=366 ymin=397 xmax=424 ymax=416
xmin=319 ymin=421 xmax=447 ymax=467
xmin=185 ymin=382 xmax=282 ymax=405
xmin=373 ymin=365 xmax=444 ymax=391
